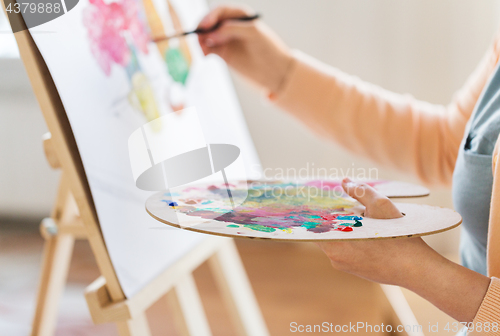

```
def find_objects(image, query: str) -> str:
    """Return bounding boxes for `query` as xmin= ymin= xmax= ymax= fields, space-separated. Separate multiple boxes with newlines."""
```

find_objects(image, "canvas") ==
xmin=25 ymin=0 xmax=260 ymax=297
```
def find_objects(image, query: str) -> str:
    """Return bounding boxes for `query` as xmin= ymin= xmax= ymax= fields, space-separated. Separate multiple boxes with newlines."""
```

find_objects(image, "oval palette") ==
xmin=145 ymin=180 xmax=460 ymax=241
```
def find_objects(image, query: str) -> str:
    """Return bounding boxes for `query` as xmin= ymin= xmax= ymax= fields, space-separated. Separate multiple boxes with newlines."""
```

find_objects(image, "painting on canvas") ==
xmin=24 ymin=0 xmax=260 ymax=297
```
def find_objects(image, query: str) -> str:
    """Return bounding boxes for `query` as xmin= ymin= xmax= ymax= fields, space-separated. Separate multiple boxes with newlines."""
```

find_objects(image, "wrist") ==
xmin=402 ymin=246 xmax=490 ymax=322
xmin=267 ymin=51 xmax=294 ymax=96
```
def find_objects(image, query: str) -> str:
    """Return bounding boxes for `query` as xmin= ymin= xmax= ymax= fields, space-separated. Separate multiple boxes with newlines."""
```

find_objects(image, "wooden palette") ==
xmin=365 ymin=180 xmax=429 ymax=198
xmin=145 ymin=180 xmax=460 ymax=241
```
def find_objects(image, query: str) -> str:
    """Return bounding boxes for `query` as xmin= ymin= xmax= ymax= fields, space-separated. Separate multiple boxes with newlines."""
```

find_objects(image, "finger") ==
xmin=201 ymin=20 xmax=256 ymax=45
xmin=198 ymin=5 xmax=253 ymax=30
xmin=198 ymin=33 xmax=214 ymax=54
xmin=198 ymin=35 xmax=224 ymax=56
xmin=198 ymin=35 xmax=206 ymax=54
xmin=342 ymin=178 xmax=403 ymax=219
xmin=199 ymin=40 xmax=210 ymax=56
xmin=200 ymin=44 xmax=228 ymax=60
xmin=341 ymin=177 xmax=379 ymax=206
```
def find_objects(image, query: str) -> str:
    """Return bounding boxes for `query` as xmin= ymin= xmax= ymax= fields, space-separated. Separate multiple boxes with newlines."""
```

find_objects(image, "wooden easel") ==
xmin=6 ymin=9 xmax=269 ymax=336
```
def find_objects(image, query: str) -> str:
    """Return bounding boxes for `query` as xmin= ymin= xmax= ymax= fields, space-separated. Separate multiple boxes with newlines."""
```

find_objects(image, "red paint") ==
xmin=321 ymin=213 xmax=354 ymax=221
xmin=335 ymin=226 xmax=353 ymax=232
xmin=321 ymin=214 xmax=339 ymax=220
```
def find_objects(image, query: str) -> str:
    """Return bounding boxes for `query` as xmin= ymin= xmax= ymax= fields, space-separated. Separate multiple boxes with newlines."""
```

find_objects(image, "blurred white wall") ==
xmin=0 ymin=10 xmax=60 ymax=220
xmin=0 ymin=59 xmax=59 ymax=219
xmin=1 ymin=0 xmax=500 ymax=253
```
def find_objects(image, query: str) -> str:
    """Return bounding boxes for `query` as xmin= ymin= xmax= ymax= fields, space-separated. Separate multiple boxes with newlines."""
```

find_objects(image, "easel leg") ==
xmin=208 ymin=239 xmax=269 ymax=336
xmin=380 ymin=284 xmax=425 ymax=336
xmin=31 ymin=231 xmax=75 ymax=336
xmin=166 ymin=273 xmax=212 ymax=336
xmin=116 ymin=314 xmax=152 ymax=336
xmin=31 ymin=174 xmax=77 ymax=336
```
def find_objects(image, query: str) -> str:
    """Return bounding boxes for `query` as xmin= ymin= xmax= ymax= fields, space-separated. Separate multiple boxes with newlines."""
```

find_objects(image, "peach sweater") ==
xmin=271 ymin=34 xmax=500 ymax=333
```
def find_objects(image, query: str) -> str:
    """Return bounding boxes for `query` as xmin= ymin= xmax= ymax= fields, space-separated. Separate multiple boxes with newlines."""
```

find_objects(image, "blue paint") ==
xmin=353 ymin=220 xmax=363 ymax=227
xmin=161 ymin=200 xmax=180 ymax=207
xmin=336 ymin=215 xmax=363 ymax=220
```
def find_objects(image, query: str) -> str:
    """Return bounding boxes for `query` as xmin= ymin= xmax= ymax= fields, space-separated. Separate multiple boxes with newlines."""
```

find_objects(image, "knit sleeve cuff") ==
xmin=267 ymin=49 xmax=303 ymax=101
xmin=469 ymin=277 xmax=500 ymax=335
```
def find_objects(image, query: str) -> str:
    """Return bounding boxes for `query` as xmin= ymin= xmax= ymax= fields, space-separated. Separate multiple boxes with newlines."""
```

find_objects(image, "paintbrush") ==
xmin=152 ymin=14 xmax=260 ymax=43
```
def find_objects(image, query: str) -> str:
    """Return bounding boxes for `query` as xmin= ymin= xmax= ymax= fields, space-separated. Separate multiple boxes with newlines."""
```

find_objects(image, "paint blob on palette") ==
xmin=169 ymin=180 xmax=362 ymax=234
xmin=146 ymin=180 xmax=460 ymax=241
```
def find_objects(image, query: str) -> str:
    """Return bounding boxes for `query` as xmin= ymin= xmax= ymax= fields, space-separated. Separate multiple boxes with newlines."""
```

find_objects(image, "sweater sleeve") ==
xmin=270 ymin=40 xmax=500 ymax=186
xmin=469 ymin=277 xmax=500 ymax=335
xmin=470 ymin=137 xmax=500 ymax=335
xmin=488 ymin=135 xmax=500 ymax=278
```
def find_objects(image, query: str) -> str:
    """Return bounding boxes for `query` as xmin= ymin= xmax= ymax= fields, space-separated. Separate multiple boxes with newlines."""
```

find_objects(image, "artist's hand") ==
xmin=318 ymin=177 xmax=424 ymax=286
xmin=197 ymin=5 xmax=293 ymax=95
xmin=319 ymin=177 xmax=491 ymax=323
xmin=341 ymin=177 xmax=403 ymax=219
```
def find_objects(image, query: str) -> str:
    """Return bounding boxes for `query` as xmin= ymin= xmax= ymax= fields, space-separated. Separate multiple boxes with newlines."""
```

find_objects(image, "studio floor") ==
xmin=0 ymin=223 xmax=457 ymax=336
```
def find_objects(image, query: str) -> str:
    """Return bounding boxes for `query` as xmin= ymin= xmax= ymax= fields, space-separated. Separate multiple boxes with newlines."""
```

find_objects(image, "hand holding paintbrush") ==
xmin=194 ymin=6 xmax=293 ymax=96
xmin=153 ymin=14 xmax=260 ymax=43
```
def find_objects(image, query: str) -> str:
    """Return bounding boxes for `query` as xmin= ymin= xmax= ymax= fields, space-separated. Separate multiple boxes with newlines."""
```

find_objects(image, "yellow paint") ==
xmin=128 ymin=72 xmax=161 ymax=131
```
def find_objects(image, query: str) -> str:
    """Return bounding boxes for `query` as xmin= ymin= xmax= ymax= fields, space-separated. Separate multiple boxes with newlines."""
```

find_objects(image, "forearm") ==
xmin=403 ymin=247 xmax=490 ymax=323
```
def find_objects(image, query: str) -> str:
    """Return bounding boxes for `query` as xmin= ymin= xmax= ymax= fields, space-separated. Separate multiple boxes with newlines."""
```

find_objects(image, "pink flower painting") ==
xmin=83 ymin=0 xmax=150 ymax=75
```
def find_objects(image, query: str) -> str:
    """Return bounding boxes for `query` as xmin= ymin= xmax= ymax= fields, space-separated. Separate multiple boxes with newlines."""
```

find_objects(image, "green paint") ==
xmin=353 ymin=220 xmax=363 ymax=227
xmin=307 ymin=215 xmax=321 ymax=219
xmin=301 ymin=222 xmax=318 ymax=230
xmin=165 ymin=48 xmax=189 ymax=85
xmin=227 ymin=224 xmax=239 ymax=228
xmin=243 ymin=224 xmax=276 ymax=232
